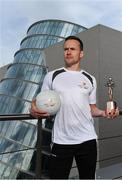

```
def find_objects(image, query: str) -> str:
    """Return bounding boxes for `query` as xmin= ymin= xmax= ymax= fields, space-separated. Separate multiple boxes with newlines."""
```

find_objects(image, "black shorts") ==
xmin=49 ymin=139 xmax=97 ymax=179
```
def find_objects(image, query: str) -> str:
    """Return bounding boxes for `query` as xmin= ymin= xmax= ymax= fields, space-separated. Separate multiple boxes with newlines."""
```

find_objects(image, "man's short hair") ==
xmin=65 ymin=36 xmax=83 ymax=50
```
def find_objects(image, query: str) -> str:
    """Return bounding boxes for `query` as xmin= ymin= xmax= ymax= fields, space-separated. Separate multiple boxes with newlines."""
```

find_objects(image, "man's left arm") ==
xmin=90 ymin=104 xmax=119 ymax=119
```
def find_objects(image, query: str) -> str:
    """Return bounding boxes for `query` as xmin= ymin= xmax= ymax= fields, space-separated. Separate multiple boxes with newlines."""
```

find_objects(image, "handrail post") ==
xmin=35 ymin=118 xmax=42 ymax=179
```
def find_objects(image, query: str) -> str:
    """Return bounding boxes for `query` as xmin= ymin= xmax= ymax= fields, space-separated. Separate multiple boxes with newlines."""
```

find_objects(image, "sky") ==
xmin=0 ymin=0 xmax=122 ymax=67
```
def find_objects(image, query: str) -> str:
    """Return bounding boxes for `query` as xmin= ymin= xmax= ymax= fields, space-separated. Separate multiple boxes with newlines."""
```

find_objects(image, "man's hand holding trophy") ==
xmin=105 ymin=77 xmax=119 ymax=119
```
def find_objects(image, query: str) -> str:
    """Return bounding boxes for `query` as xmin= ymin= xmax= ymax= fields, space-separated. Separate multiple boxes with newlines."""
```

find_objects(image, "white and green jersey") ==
xmin=41 ymin=67 xmax=97 ymax=144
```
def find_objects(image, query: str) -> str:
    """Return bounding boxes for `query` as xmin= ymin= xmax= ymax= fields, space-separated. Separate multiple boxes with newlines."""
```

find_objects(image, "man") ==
xmin=30 ymin=36 xmax=119 ymax=179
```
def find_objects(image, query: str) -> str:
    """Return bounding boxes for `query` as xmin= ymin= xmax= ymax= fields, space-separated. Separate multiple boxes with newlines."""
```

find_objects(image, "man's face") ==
xmin=64 ymin=39 xmax=83 ymax=67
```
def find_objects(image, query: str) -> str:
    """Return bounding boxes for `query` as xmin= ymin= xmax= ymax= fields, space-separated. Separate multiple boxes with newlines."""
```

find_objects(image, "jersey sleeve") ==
xmin=89 ymin=77 xmax=97 ymax=104
xmin=41 ymin=72 xmax=53 ymax=91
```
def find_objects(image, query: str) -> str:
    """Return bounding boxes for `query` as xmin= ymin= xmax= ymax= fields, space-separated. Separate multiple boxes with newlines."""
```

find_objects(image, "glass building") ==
xmin=0 ymin=19 xmax=87 ymax=178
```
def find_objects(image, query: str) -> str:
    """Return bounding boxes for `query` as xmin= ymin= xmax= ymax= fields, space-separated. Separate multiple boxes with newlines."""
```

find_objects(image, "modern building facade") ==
xmin=0 ymin=19 xmax=87 ymax=179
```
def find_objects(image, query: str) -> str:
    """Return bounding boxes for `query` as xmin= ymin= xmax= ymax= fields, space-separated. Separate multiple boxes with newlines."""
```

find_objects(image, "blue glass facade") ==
xmin=0 ymin=19 xmax=87 ymax=178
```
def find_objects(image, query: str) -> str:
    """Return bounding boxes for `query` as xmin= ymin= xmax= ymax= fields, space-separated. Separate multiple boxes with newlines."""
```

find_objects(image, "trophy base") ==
xmin=107 ymin=101 xmax=116 ymax=113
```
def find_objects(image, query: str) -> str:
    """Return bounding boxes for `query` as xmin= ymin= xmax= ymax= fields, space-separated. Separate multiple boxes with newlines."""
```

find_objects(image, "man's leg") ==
xmin=49 ymin=143 xmax=73 ymax=179
xmin=75 ymin=139 xmax=97 ymax=179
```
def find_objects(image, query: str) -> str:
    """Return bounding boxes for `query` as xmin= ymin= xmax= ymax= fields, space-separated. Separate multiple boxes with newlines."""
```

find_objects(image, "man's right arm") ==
xmin=30 ymin=99 xmax=50 ymax=118
xmin=30 ymin=72 xmax=53 ymax=118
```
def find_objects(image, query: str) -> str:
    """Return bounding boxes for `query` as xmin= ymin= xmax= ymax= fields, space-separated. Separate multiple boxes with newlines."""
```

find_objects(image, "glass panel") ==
xmin=5 ymin=121 xmax=17 ymax=138
xmin=22 ymin=124 xmax=37 ymax=147
xmin=21 ymin=101 xmax=31 ymax=114
xmin=8 ymin=149 xmax=25 ymax=169
xmin=14 ymin=49 xmax=46 ymax=66
xmin=0 ymin=79 xmax=40 ymax=101
xmin=0 ymin=163 xmax=6 ymax=177
xmin=21 ymin=149 xmax=34 ymax=170
xmin=60 ymin=23 xmax=68 ymax=36
xmin=3 ymin=166 xmax=12 ymax=178
xmin=21 ymin=35 xmax=63 ymax=49
xmin=9 ymin=168 xmax=19 ymax=179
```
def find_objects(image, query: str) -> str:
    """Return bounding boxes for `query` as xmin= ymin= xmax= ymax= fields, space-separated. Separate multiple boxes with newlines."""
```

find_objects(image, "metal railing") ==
xmin=0 ymin=111 xmax=122 ymax=179
xmin=0 ymin=113 xmax=46 ymax=179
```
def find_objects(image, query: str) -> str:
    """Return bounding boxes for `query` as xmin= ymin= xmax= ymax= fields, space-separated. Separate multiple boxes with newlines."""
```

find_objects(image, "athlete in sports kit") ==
xmin=30 ymin=36 xmax=119 ymax=179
